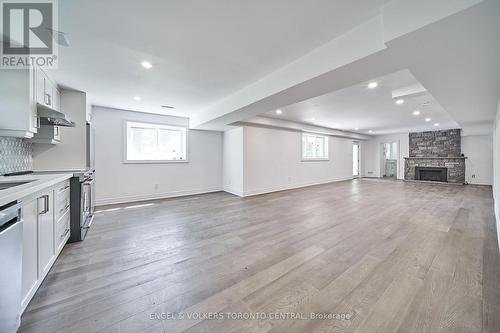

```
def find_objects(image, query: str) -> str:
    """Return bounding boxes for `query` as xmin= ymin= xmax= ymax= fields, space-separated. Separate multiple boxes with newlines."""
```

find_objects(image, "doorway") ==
xmin=353 ymin=142 xmax=360 ymax=177
xmin=380 ymin=141 xmax=399 ymax=179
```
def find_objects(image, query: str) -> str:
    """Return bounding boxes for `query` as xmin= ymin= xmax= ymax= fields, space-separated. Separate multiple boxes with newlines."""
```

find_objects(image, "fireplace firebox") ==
xmin=415 ymin=167 xmax=447 ymax=182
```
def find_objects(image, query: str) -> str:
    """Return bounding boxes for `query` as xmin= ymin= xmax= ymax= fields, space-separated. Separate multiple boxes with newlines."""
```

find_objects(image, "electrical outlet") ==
xmin=154 ymin=183 xmax=159 ymax=190
xmin=287 ymin=176 xmax=292 ymax=182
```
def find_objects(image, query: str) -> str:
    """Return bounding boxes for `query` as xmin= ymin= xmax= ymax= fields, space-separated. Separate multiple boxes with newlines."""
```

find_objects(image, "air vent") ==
xmin=421 ymin=101 xmax=432 ymax=106
xmin=161 ymin=105 xmax=175 ymax=109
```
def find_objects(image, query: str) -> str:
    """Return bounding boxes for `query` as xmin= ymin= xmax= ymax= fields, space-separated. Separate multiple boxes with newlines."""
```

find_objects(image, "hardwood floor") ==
xmin=20 ymin=179 xmax=500 ymax=333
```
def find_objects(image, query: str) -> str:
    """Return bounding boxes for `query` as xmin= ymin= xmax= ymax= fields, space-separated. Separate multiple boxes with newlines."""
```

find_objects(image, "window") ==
xmin=302 ymin=133 xmax=329 ymax=160
xmin=125 ymin=121 xmax=187 ymax=162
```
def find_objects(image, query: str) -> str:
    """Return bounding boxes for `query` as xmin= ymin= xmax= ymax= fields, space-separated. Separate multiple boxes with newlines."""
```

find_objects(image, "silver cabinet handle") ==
xmin=45 ymin=93 xmax=51 ymax=106
xmin=39 ymin=195 xmax=49 ymax=214
xmin=0 ymin=202 xmax=22 ymax=225
xmin=59 ymin=203 xmax=70 ymax=214
xmin=61 ymin=228 xmax=70 ymax=238
xmin=58 ymin=185 xmax=70 ymax=192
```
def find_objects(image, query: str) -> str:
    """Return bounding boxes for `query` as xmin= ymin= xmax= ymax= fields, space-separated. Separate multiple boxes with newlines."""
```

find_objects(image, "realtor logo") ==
xmin=1 ymin=0 xmax=58 ymax=68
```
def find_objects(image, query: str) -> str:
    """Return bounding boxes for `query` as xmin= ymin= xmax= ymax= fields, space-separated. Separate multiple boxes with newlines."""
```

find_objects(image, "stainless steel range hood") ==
xmin=38 ymin=107 xmax=75 ymax=127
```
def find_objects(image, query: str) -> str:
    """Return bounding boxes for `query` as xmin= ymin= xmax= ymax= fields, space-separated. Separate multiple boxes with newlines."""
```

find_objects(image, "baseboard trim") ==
xmin=95 ymin=187 xmax=222 ymax=206
xmin=242 ymin=177 xmax=353 ymax=197
xmin=222 ymin=188 xmax=244 ymax=197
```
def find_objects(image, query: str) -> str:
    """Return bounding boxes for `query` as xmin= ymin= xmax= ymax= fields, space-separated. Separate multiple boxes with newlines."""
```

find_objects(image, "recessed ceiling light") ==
xmin=311 ymin=117 xmax=316 ymax=121
xmin=368 ymin=130 xmax=373 ymax=133
xmin=368 ymin=82 xmax=378 ymax=89
xmin=141 ymin=61 xmax=152 ymax=69
xmin=133 ymin=96 xmax=141 ymax=101
xmin=413 ymin=110 xmax=420 ymax=116
xmin=354 ymin=127 xmax=359 ymax=130
xmin=275 ymin=109 xmax=282 ymax=114
xmin=434 ymin=123 xmax=439 ymax=126
xmin=395 ymin=99 xmax=404 ymax=105
xmin=425 ymin=118 xmax=431 ymax=122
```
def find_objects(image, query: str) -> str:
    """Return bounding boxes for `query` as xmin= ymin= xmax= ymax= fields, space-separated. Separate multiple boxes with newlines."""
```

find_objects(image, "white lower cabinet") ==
xmin=21 ymin=197 xmax=38 ymax=308
xmin=37 ymin=191 xmax=55 ymax=278
xmin=20 ymin=179 xmax=71 ymax=311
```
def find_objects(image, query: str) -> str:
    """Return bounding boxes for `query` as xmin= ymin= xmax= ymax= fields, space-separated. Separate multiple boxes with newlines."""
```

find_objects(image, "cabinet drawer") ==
xmin=55 ymin=181 xmax=70 ymax=221
xmin=55 ymin=210 xmax=70 ymax=252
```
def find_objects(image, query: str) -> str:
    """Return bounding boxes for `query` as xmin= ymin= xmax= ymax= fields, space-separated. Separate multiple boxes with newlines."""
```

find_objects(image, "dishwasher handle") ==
xmin=0 ymin=202 xmax=22 ymax=229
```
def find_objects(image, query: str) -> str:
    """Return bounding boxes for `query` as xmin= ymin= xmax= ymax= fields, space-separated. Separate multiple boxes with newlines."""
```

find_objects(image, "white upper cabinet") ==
xmin=35 ymin=68 xmax=60 ymax=110
xmin=0 ymin=68 xmax=38 ymax=138
xmin=0 ymin=66 xmax=61 ymax=138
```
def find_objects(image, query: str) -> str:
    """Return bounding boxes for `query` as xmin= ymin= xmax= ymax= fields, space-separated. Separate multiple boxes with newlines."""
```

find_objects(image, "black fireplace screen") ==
xmin=415 ymin=167 xmax=447 ymax=182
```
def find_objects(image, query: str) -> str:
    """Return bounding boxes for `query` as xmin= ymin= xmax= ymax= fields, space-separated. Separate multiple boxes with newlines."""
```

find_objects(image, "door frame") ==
xmin=380 ymin=141 xmax=400 ymax=179
xmin=352 ymin=142 xmax=360 ymax=178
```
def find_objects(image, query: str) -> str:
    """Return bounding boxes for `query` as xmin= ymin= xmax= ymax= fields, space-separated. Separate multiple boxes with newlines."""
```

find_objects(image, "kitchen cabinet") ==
xmin=21 ymin=197 xmax=38 ymax=309
xmin=0 ymin=68 xmax=38 ymax=138
xmin=54 ymin=181 xmax=71 ymax=252
xmin=0 ymin=66 xmax=61 ymax=138
xmin=20 ymin=179 xmax=70 ymax=311
xmin=37 ymin=191 xmax=55 ymax=277
xmin=35 ymin=67 xmax=60 ymax=110
xmin=35 ymin=67 xmax=45 ymax=107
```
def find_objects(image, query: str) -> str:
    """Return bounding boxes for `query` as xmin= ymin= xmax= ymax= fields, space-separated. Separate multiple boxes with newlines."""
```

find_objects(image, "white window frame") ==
xmin=301 ymin=132 xmax=329 ymax=161
xmin=123 ymin=120 xmax=188 ymax=164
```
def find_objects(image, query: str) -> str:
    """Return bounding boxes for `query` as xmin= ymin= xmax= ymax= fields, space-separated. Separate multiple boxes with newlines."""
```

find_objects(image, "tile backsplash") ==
xmin=0 ymin=137 xmax=33 ymax=175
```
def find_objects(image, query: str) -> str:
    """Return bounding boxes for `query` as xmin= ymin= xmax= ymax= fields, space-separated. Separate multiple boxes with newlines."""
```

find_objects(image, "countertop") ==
xmin=0 ymin=173 xmax=73 ymax=206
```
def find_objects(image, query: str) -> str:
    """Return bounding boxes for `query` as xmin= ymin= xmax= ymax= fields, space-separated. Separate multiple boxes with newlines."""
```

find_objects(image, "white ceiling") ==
xmin=261 ymin=70 xmax=460 ymax=135
xmin=50 ymin=0 xmax=390 ymax=117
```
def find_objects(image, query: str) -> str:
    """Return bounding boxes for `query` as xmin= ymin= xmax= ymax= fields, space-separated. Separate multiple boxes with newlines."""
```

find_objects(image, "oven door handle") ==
xmin=82 ymin=214 xmax=94 ymax=230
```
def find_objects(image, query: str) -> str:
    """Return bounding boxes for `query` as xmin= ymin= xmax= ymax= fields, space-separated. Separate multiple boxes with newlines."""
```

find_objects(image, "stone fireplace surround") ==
xmin=404 ymin=129 xmax=466 ymax=184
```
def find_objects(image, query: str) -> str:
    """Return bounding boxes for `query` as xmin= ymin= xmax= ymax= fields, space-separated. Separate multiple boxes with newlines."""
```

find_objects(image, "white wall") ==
xmin=242 ymin=126 xmax=354 ymax=196
xmin=493 ymin=101 xmax=500 ymax=250
xmin=462 ymin=135 xmax=493 ymax=185
xmin=363 ymin=133 xmax=409 ymax=179
xmin=93 ymin=106 xmax=222 ymax=205
xmin=222 ymin=128 xmax=244 ymax=196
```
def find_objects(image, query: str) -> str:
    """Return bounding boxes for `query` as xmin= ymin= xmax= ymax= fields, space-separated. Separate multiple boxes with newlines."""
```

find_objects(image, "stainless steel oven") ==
xmin=81 ymin=172 xmax=94 ymax=234
xmin=69 ymin=169 xmax=95 ymax=242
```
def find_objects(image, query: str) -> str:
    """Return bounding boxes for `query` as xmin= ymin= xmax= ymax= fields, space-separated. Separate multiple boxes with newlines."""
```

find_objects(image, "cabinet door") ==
xmin=35 ymin=68 xmax=45 ymax=106
xmin=44 ymin=79 xmax=53 ymax=108
xmin=53 ymin=87 xmax=60 ymax=111
xmin=21 ymin=197 xmax=39 ymax=307
xmin=29 ymin=68 xmax=38 ymax=133
xmin=38 ymin=191 xmax=55 ymax=277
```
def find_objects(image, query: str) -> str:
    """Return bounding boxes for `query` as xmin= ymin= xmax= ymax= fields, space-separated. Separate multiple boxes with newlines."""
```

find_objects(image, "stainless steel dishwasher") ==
xmin=0 ymin=201 xmax=23 ymax=333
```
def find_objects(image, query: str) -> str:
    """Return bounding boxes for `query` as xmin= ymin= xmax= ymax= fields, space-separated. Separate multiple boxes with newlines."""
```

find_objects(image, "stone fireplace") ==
xmin=404 ymin=129 xmax=466 ymax=184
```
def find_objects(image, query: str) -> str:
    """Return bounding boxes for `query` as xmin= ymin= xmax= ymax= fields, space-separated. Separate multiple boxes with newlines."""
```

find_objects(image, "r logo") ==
xmin=2 ymin=2 xmax=53 ymax=54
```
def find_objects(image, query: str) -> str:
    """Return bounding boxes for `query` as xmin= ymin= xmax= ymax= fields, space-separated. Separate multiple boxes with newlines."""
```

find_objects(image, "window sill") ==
xmin=301 ymin=158 xmax=330 ymax=162
xmin=123 ymin=160 xmax=189 ymax=164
